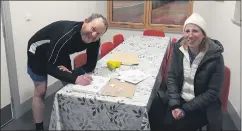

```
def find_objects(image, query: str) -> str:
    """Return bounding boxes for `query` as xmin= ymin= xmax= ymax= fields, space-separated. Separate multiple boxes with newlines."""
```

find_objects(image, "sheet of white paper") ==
xmin=116 ymin=69 xmax=150 ymax=84
xmin=72 ymin=76 xmax=111 ymax=94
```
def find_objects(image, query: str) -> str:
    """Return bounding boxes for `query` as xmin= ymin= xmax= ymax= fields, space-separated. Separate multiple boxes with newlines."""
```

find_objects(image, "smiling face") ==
xmin=183 ymin=24 xmax=205 ymax=49
xmin=81 ymin=18 xmax=106 ymax=44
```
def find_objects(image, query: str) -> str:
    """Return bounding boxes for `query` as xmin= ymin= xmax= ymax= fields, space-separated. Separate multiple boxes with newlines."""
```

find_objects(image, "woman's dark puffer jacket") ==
xmin=167 ymin=37 xmax=225 ymax=112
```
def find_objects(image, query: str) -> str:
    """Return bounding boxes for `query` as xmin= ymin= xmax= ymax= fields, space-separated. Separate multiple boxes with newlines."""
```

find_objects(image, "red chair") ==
xmin=73 ymin=53 xmax=87 ymax=69
xmin=113 ymin=34 xmax=124 ymax=48
xmin=143 ymin=29 xmax=165 ymax=37
xmin=220 ymin=66 xmax=231 ymax=112
xmin=172 ymin=38 xmax=177 ymax=44
xmin=159 ymin=42 xmax=174 ymax=83
xmin=101 ymin=42 xmax=114 ymax=58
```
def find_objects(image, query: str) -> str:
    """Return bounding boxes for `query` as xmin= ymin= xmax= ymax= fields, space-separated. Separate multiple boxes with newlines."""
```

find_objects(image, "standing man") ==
xmin=27 ymin=13 xmax=108 ymax=130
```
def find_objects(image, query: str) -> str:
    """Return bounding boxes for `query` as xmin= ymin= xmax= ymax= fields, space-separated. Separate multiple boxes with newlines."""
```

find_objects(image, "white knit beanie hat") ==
xmin=184 ymin=13 xmax=207 ymax=35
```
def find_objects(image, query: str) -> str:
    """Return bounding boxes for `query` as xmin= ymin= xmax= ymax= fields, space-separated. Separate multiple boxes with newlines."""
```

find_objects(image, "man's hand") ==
xmin=58 ymin=65 xmax=72 ymax=73
xmin=172 ymin=108 xmax=185 ymax=120
xmin=75 ymin=74 xmax=93 ymax=86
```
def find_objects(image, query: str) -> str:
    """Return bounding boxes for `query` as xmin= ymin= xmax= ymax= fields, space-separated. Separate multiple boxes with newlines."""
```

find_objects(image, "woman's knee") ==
xmin=206 ymin=101 xmax=223 ymax=130
xmin=149 ymin=94 xmax=165 ymax=112
xmin=149 ymin=95 xmax=168 ymax=130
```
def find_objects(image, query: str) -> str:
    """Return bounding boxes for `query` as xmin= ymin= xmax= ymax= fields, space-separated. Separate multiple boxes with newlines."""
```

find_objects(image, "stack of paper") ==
xmin=72 ymin=76 xmax=111 ymax=94
xmin=116 ymin=69 xmax=150 ymax=84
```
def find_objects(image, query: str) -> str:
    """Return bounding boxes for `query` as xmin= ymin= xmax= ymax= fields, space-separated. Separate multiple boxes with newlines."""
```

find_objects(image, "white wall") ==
xmin=8 ymin=1 xmax=98 ymax=103
xmin=8 ymin=1 xmax=240 ymax=118
xmin=1 ymin=18 xmax=12 ymax=108
xmin=207 ymin=1 xmax=240 ymax=117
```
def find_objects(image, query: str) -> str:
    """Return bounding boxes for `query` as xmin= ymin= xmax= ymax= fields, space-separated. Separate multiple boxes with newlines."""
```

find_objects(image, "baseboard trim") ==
xmin=15 ymin=80 xmax=63 ymax=119
xmin=1 ymin=104 xmax=13 ymax=127
xmin=227 ymin=101 xmax=241 ymax=130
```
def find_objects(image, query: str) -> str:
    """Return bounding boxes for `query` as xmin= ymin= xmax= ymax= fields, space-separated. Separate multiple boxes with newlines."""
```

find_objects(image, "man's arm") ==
xmin=46 ymin=63 xmax=78 ymax=84
xmin=46 ymin=55 xmax=78 ymax=83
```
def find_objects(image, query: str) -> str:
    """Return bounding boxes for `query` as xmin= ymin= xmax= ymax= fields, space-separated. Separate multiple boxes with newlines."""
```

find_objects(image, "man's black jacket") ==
xmin=27 ymin=21 xmax=100 ymax=83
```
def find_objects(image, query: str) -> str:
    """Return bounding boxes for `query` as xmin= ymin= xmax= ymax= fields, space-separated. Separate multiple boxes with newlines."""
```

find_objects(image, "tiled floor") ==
xmin=1 ymin=93 xmax=238 ymax=130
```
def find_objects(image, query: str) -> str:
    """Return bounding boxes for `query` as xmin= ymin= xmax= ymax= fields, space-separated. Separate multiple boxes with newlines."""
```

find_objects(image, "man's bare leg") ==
xmin=32 ymin=81 xmax=47 ymax=130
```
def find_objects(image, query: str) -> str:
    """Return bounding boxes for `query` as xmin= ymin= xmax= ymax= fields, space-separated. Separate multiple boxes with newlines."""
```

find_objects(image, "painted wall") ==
xmin=207 ymin=1 xmax=240 ymax=117
xmin=1 ymin=17 xmax=12 ymax=108
xmin=8 ymin=1 xmax=98 ymax=103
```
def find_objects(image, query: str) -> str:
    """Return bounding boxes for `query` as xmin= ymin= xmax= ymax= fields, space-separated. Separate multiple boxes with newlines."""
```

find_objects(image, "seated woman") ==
xmin=148 ymin=13 xmax=224 ymax=131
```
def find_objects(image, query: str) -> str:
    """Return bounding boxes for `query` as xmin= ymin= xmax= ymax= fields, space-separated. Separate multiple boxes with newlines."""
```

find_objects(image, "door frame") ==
xmin=1 ymin=1 xmax=22 ymax=120
xmin=1 ymin=17 xmax=13 ymax=127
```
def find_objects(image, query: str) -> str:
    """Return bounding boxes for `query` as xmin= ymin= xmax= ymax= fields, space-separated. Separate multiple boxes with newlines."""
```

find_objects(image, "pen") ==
xmin=81 ymin=68 xmax=87 ymax=74
xmin=80 ymin=68 xmax=93 ymax=83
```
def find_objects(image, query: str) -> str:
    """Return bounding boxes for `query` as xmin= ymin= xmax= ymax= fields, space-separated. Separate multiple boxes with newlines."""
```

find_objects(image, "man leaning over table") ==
xmin=26 ymin=13 xmax=108 ymax=130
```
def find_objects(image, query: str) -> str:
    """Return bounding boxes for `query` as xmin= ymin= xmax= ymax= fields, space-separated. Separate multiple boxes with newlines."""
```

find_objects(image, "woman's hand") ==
xmin=172 ymin=108 xmax=185 ymax=120
xmin=58 ymin=65 xmax=72 ymax=73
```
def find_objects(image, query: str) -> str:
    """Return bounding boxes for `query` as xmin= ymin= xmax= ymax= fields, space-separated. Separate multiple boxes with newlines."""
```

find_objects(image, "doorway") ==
xmin=1 ymin=1 xmax=22 ymax=127
xmin=1 ymin=15 xmax=13 ymax=127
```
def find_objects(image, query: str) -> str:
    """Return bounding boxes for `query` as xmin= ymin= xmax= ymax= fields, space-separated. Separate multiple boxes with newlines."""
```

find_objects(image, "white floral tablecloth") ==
xmin=49 ymin=35 xmax=170 ymax=130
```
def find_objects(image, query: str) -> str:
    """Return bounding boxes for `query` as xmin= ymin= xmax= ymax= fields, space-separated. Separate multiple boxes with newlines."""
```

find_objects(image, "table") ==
xmin=49 ymin=35 xmax=170 ymax=130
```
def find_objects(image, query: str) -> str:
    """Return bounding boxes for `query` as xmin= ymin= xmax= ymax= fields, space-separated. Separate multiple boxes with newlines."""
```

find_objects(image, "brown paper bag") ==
xmin=110 ymin=51 xmax=139 ymax=65
xmin=101 ymin=78 xmax=136 ymax=98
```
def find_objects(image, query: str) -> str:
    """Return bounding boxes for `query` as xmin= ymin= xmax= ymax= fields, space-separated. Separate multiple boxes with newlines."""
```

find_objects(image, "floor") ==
xmin=1 ymin=94 xmax=55 ymax=130
xmin=1 ymin=92 xmax=238 ymax=130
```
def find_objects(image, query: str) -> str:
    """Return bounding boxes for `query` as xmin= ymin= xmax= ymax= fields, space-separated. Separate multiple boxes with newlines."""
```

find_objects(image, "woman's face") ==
xmin=184 ymin=24 xmax=205 ymax=49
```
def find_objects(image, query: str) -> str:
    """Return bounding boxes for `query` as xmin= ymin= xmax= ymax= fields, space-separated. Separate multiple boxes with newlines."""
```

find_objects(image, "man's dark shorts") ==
xmin=27 ymin=66 xmax=47 ymax=82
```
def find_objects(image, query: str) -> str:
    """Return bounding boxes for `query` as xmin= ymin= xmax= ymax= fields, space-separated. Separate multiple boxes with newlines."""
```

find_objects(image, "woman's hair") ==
xmin=199 ymin=37 xmax=210 ymax=51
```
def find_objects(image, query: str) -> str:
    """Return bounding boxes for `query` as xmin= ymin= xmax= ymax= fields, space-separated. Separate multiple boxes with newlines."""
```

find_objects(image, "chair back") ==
xmin=172 ymin=38 xmax=177 ymax=43
xmin=220 ymin=66 xmax=231 ymax=112
xmin=73 ymin=53 xmax=87 ymax=69
xmin=101 ymin=42 xmax=114 ymax=58
xmin=158 ymin=42 xmax=174 ymax=92
xmin=143 ymin=29 xmax=165 ymax=37
xmin=113 ymin=34 xmax=124 ymax=48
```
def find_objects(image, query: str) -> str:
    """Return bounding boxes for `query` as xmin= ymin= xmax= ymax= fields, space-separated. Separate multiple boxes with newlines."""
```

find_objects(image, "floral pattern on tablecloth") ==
xmin=49 ymin=35 xmax=170 ymax=130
